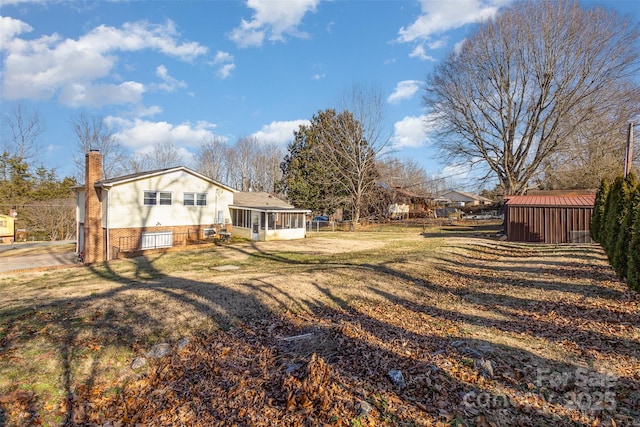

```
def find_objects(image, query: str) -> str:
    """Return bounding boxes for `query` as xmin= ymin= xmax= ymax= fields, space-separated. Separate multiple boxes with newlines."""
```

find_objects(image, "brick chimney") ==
xmin=84 ymin=150 xmax=104 ymax=264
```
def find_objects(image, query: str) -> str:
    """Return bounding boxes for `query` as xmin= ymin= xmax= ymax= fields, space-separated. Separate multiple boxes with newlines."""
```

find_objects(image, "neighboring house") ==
xmin=386 ymin=185 xmax=432 ymax=218
xmin=0 ymin=213 xmax=15 ymax=242
xmin=438 ymin=190 xmax=493 ymax=207
xmin=76 ymin=150 xmax=235 ymax=264
xmin=504 ymin=193 xmax=595 ymax=243
xmin=230 ymin=191 xmax=310 ymax=241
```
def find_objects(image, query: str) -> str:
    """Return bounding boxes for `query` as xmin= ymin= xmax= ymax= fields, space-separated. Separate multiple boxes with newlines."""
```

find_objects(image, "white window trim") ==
xmin=184 ymin=192 xmax=207 ymax=207
xmin=144 ymin=191 xmax=173 ymax=206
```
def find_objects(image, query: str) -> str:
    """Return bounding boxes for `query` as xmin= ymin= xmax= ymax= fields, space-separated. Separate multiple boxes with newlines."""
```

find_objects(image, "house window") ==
xmin=159 ymin=192 xmax=172 ymax=205
xmin=184 ymin=192 xmax=207 ymax=206
xmin=144 ymin=191 xmax=157 ymax=205
xmin=144 ymin=191 xmax=172 ymax=206
xmin=141 ymin=231 xmax=173 ymax=249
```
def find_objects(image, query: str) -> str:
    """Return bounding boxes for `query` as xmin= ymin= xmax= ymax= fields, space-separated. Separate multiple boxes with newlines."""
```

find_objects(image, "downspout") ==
xmin=105 ymin=188 xmax=110 ymax=261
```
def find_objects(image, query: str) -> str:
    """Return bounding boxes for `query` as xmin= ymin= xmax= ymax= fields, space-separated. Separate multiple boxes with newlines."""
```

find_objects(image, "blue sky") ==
xmin=1 ymin=0 xmax=638 ymax=187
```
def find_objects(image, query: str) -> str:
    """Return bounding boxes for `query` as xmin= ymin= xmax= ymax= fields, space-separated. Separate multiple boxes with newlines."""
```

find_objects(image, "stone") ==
xmin=146 ymin=343 xmax=171 ymax=359
xmin=285 ymin=363 xmax=303 ymax=374
xmin=130 ymin=357 xmax=147 ymax=370
xmin=358 ymin=400 xmax=373 ymax=416
xmin=388 ymin=369 xmax=407 ymax=389
xmin=476 ymin=359 xmax=495 ymax=378
xmin=176 ymin=337 xmax=190 ymax=352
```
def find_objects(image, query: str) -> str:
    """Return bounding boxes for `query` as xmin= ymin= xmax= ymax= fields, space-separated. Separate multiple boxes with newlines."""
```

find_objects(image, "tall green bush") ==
xmin=591 ymin=178 xmax=609 ymax=243
xmin=627 ymin=185 xmax=640 ymax=292
xmin=626 ymin=187 xmax=640 ymax=292
xmin=611 ymin=174 xmax=638 ymax=278
xmin=602 ymin=176 xmax=624 ymax=264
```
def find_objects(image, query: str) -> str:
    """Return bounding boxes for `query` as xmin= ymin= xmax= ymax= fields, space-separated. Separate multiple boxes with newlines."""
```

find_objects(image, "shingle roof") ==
xmin=232 ymin=192 xmax=296 ymax=209
xmin=89 ymin=166 xmax=235 ymax=192
xmin=439 ymin=190 xmax=493 ymax=203
xmin=505 ymin=194 xmax=595 ymax=207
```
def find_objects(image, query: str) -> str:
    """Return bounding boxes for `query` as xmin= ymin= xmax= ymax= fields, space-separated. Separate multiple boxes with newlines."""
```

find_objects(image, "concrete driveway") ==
xmin=0 ymin=241 xmax=78 ymax=274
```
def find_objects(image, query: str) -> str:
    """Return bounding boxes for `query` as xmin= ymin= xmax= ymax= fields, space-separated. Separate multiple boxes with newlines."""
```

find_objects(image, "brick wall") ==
xmin=108 ymin=223 xmax=231 ymax=259
xmin=84 ymin=151 xmax=104 ymax=264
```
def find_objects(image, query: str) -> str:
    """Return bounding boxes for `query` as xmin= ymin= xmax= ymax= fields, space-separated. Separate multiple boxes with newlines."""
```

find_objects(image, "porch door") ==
xmin=251 ymin=212 xmax=260 ymax=240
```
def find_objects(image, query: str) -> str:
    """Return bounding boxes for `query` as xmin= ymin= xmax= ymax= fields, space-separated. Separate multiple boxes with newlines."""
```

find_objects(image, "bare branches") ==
xmin=71 ymin=114 xmax=128 ymax=180
xmin=424 ymin=0 xmax=640 ymax=194
xmin=1 ymin=103 xmax=44 ymax=164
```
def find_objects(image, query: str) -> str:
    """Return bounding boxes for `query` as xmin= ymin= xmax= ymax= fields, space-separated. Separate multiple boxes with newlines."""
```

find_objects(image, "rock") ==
xmin=476 ymin=359 xmax=494 ymax=378
xmin=285 ymin=363 xmax=303 ymax=374
xmin=358 ymin=400 xmax=373 ymax=416
xmin=388 ymin=369 xmax=407 ymax=389
xmin=176 ymin=337 xmax=190 ymax=352
xmin=130 ymin=357 xmax=147 ymax=370
xmin=146 ymin=343 xmax=171 ymax=359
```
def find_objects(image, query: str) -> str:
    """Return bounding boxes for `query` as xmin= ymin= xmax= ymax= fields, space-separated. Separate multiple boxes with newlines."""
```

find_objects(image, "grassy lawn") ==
xmin=0 ymin=225 xmax=638 ymax=426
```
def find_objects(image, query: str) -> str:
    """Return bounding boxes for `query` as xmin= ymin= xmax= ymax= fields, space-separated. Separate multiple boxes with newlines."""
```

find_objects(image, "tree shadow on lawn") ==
xmin=0 ymin=241 xmax=638 ymax=426
xmin=445 ymin=242 xmax=608 ymax=263
xmin=431 ymin=254 xmax=626 ymax=300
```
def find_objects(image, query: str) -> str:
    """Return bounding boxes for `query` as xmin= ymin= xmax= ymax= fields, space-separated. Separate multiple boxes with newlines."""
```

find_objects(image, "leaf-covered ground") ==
xmin=1 ymin=231 xmax=638 ymax=426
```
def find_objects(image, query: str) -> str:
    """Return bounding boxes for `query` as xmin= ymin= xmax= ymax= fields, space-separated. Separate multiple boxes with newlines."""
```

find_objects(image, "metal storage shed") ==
xmin=504 ymin=194 xmax=595 ymax=243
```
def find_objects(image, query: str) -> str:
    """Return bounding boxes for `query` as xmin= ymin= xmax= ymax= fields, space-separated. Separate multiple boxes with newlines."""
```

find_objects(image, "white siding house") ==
xmin=76 ymin=151 xmax=235 ymax=263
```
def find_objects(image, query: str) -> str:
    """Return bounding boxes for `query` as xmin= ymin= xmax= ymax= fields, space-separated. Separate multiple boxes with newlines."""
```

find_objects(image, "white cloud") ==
xmin=229 ymin=0 xmax=320 ymax=48
xmin=398 ymin=0 xmax=512 ymax=61
xmin=212 ymin=51 xmax=236 ymax=79
xmin=106 ymin=116 xmax=220 ymax=152
xmin=453 ymin=39 xmax=467 ymax=57
xmin=214 ymin=51 xmax=233 ymax=63
xmin=58 ymin=81 xmax=145 ymax=107
xmin=0 ymin=15 xmax=32 ymax=48
xmin=152 ymin=65 xmax=187 ymax=92
xmin=1 ymin=19 xmax=207 ymax=106
xmin=390 ymin=115 xmax=430 ymax=148
xmin=388 ymin=80 xmax=420 ymax=104
xmin=311 ymin=73 xmax=325 ymax=80
xmin=398 ymin=0 xmax=506 ymax=43
xmin=408 ymin=45 xmax=437 ymax=61
xmin=251 ymin=119 xmax=309 ymax=144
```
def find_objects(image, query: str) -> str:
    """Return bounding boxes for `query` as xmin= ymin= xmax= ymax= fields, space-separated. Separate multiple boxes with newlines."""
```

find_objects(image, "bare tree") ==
xmin=194 ymin=136 xmax=228 ymax=182
xmin=147 ymin=141 xmax=184 ymax=169
xmin=25 ymin=198 xmax=75 ymax=240
xmin=378 ymin=157 xmax=430 ymax=192
xmin=1 ymin=103 xmax=44 ymax=164
xmin=541 ymin=84 xmax=640 ymax=189
xmin=71 ymin=114 xmax=128 ymax=180
xmin=320 ymin=83 xmax=391 ymax=226
xmin=424 ymin=0 xmax=640 ymax=195
xmin=252 ymin=142 xmax=284 ymax=192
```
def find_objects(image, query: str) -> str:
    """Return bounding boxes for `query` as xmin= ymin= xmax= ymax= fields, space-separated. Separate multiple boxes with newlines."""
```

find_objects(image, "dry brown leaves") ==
xmin=6 ymin=237 xmax=639 ymax=426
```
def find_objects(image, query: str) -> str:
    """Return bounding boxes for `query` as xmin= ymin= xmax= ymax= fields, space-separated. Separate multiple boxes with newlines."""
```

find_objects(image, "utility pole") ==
xmin=624 ymin=122 xmax=634 ymax=178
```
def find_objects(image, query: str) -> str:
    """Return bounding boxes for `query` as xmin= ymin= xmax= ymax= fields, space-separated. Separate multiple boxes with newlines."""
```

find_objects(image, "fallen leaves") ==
xmin=2 ymin=237 xmax=639 ymax=426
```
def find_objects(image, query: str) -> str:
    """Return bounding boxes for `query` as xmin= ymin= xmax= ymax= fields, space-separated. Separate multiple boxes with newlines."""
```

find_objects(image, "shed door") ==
xmin=141 ymin=232 xmax=173 ymax=249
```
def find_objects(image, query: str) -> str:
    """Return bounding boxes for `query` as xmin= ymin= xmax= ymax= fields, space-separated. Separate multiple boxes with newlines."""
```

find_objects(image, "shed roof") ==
xmin=505 ymin=194 xmax=595 ymax=207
